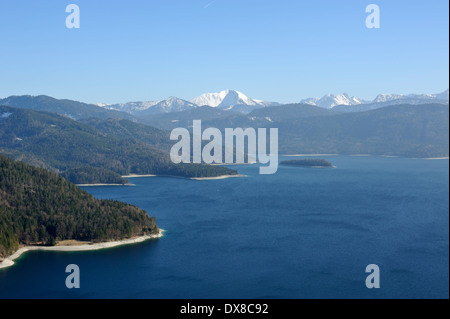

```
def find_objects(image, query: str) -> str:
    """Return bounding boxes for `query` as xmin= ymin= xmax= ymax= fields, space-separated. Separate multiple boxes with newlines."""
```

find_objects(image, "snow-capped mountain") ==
xmin=371 ymin=90 xmax=449 ymax=106
xmin=372 ymin=94 xmax=404 ymax=103
xmin=191 ymin=90 xmax=278 ymax=110
xmin=300 ymin=93 xmax=366 ymax=109
xmin=99 ymin=98 xmax=196 ymax=115
xmin=97 ymin=89 xmax=449 ymax=116
xmin=141 ymin=97 xmax=197 ymax=115
xmin=98 ymin=90 xmax=279 ymax=115
xmin=301 ymin=90 xmax=449 ymax=111
xmin=102 ymin=101 xmax=160 ymax=114
xmin=95 ymin=103 xmax=110 ymax=108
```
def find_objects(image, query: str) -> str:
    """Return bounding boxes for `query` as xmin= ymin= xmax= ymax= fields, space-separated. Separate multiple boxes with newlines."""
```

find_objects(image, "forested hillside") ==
xmin=0 ymin=155 xmax=159 ymax=257
xmin=144 ymin=103 xmax=449 ymax=158
xmin=0 ymin=106 xmax=238 ymax=183
xmin=0 ymin=95 xmax=135 ymax=121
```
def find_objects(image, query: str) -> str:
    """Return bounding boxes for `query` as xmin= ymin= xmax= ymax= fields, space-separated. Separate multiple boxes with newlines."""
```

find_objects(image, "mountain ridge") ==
xmin=4 ymin=89 xmax=447 ymax=117
xmin=301 ymin=89 xmax=449 ymax=110
xmin=96 ymin=90 xmax=279 ymax=115
xmin=0 ymin=95 xmax=135 ymax=121
xmin=0 ymin=105 xmax=239 ymax=183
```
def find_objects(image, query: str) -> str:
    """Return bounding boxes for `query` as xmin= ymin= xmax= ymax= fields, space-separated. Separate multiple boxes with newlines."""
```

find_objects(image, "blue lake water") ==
xmin=0 ymin=156 xmax=448 ymax=299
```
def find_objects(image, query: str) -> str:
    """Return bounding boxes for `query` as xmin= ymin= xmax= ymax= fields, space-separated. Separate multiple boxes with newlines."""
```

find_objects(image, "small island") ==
xmin=280 ymin=159 xmax=334 ymax=168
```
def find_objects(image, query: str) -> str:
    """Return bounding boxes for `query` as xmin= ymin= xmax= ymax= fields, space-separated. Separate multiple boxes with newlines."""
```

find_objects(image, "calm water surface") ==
xmin=0 ymin=156 xmax=448 ymax=299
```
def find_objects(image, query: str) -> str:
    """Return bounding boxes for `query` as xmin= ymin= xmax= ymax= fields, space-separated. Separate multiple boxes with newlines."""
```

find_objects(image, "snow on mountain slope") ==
xmin=96 ymin=89 xmax=449 ymax=116
xmin=372 ymin=94 xmax=404 ymax=103
xmin=142 ymin=97 xmax=197 ymax=114
xmin=300 ymin=93 xmax=365 ymax=109
xmin=191 ymin=90 xmax=248 ymax=107
xmin=0 ymin=112 xmax=12 ymax=119
xmin=102 ymin=101 xmax=160 ymax=114
xmin=99 ymin=97 xmax=195 ymax=115
xmin=191 ymin=90 xmax=278 ymax=109
xmin=371 ymin=90 xmax=449 ymax=106
xmin=332 ymin=90 xmax=449 ymax=112
xmin=98 ymin=90 xmax=277 ymax=115
xmin=301 ymin=90 xmax=448 ymax=110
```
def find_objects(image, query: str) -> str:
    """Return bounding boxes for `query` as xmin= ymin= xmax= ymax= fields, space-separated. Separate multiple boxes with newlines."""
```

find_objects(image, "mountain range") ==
xmin=142 ymin=103 xmax=449 ymax=159
xmin=300 ymin=93 xmax=366 ymax=109
xmin=95 ymin=89 xmax=449 ymax=115
xmin=1 ymin=88 xmax=448 ymax=120
xmin=4 ymin=90 xmax=446 ymax=119
xmin=301 ymin=90 xmax=449 ymax=110
xmin=0 ymin=89 xmax=448 ymax=266
xmin=1 ymin=89 xmax=448 ymax=161
xmin=100 ymin=90 xmax=280 ymax=115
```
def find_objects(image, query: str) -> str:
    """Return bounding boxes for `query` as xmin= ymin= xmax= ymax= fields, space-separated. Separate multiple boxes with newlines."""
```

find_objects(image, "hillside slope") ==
xmin=0 ymin=155 xmax=159 ymax=258
xmin=143 ymin=103 xmax=449 ymax=158
xmin=0 ymin=106 xmax=238 ymax=183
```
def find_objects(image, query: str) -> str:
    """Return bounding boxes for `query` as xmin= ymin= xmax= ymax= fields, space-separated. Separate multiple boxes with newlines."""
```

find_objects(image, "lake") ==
xmin=0 ymin=156 xmax=448 ymax=299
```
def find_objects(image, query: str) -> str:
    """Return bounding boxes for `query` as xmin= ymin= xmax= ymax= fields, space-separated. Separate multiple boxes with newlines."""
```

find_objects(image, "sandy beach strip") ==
xmin=122 ymin=173 xmax=246 ymax=181
xmin=121 ymin=174 xmax=158 ymax=178
xmin=0 ymin=230 xmax=164 ymax=270
xmin=76 ymin=183 xmax=135 ymax=187
xmin=190 ymin=174 xmax=247 ymax=181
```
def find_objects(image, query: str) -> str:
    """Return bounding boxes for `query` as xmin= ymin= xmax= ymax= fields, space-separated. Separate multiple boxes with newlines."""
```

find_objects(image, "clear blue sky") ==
xmin=0 ymin=0 xmax=448 ymax=104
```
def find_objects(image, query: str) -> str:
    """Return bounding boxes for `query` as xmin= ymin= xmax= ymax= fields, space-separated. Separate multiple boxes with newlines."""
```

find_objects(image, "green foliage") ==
xmin=81 ymin=118 xmax=173 ymax=152
xmin=0 ymin=105 xmax=238 ymax=183
xmin=61 ymin=167 xmax=128 ymax=185
xmin=0 ymin=155 xmax=159 ymax=257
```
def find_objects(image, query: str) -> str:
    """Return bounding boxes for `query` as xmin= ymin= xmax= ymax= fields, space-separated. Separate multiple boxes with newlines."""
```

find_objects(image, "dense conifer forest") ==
xmin=0 ymin=156 xmax=159 ymax=257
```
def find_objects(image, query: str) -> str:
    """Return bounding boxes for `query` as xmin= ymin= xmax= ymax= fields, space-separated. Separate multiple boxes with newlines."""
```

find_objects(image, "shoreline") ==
xmin=121 ymin=174 xmax=158 ymax=178
xmin=122 ymin=173 xmax=246 ymax=181
xmin=282 ymin=154 xmax=449 ymax=160
xmin=191 ymin=174 xmax=247 ymax=181
xmin=0 ymin=229 xmax=165 ymax=270
xmin=76 ymin=183 xmax=135 ymax=187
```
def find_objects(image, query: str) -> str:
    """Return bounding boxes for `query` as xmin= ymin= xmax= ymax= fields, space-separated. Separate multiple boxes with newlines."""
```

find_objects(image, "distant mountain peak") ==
xmin=131 ymin=97 xmax=197 ymax=115
xmin=372 ymin=93 xmax=404 ymax=103
xmin=101 ymin=100 xmax=160 ymax=113
xmin=95 ymin=90 xmax=279 ymax=115
xmin=300 ymin=93 xmax=364 ymax=109
xmin=98 ymin=97 xmax=197 ymax=115
xmin=300 ymin=89 xmax=449 ymax=110
xmin=190 ymin=89 xmax=278 ymax=110
xmin=371 ymin=90 xmax=449 ymax=105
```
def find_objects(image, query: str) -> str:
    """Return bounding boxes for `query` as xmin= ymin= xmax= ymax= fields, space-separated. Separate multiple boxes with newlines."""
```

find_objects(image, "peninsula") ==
xmin=0 ymin=155 xmax=161 ymax=265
